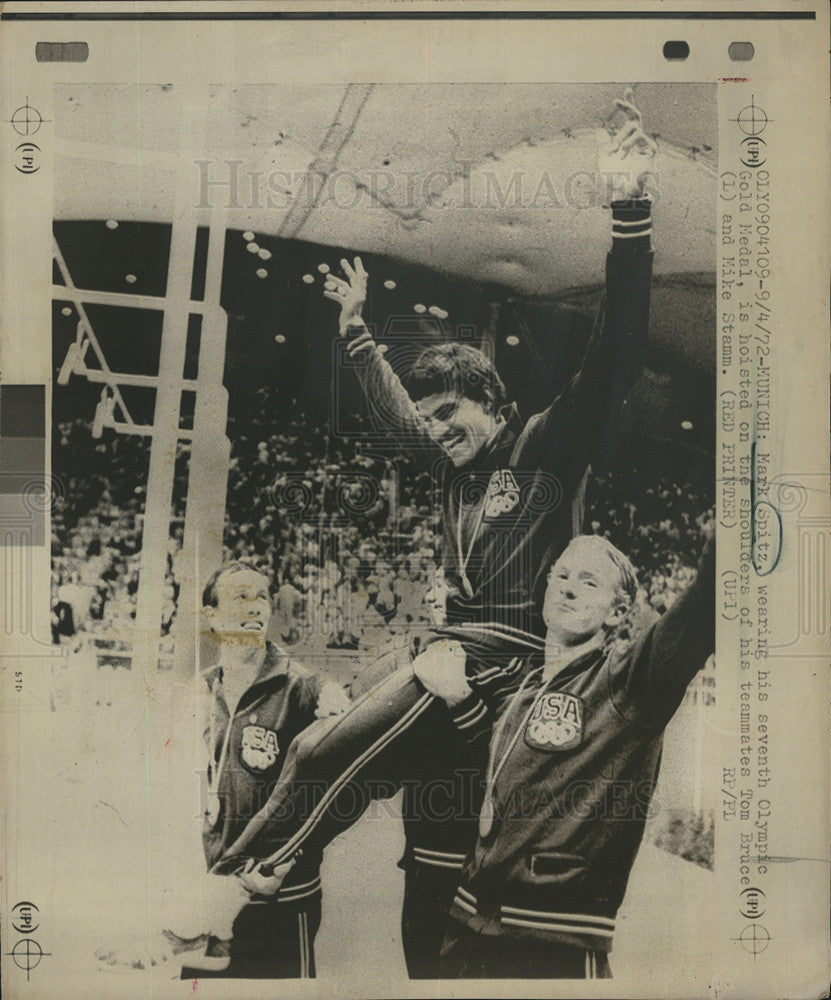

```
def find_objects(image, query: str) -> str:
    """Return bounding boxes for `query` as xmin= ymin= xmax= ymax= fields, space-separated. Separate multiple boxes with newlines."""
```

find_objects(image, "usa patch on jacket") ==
xmin=525 ymin=692 xmax=583 ymax=751
xmin=241 ymin=725 xmax=279 ymax=770
xmin=484 ymin=469 xmax=520 ymax=518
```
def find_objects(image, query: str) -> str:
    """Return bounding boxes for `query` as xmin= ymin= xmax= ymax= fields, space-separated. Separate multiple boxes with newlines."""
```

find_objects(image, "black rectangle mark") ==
xmin=35 ymin=41 xmax=89 ymax=61
xmin=0 ymin=385 xmax=46 ymax=438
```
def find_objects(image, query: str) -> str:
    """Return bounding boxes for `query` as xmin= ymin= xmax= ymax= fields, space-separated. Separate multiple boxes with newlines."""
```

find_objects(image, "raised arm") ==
xmin=324 ymin=258 xmax=441 ymax=461
xmin=609 ymin=528 xmax=715 ymax=730
xmin=517 ymin=91 xmax=656 ymax=479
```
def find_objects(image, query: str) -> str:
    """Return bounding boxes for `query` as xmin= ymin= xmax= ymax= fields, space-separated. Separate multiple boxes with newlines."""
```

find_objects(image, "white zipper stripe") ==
xmin=249 ymin=690 xmax=434 ymax=867
xmin=500 ymin=905 xmax=616 ymax=928
xmin=500 ymin=916 xmax=614 ymax=937
xmin=611 ymin=228 xmax=652 ymax=239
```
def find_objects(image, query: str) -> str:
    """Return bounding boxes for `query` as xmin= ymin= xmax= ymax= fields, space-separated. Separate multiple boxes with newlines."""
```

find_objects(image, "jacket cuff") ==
xmin=344 ymin=321 xmax=375 ymax=358
xmin=449 ymin=691 xmax=489 ymax=733
xmin=611 ymin=196 xmax=652 ymax=253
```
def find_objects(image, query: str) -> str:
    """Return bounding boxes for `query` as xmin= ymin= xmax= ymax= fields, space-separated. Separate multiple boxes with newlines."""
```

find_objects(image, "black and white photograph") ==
xmin=0 ymin=5 xmax=828 ymax=999
xmin=50 ymin=78 xmax=718 ymax=984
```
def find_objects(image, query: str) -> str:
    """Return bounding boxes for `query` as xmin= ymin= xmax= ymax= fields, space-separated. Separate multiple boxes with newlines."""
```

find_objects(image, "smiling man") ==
xmin=308 ymin=93 xmax=658 ymax=974
xmin=212 ymin=92 xmax=660 ymax=978
xmin=413 ymin=529 xmax=715 ymax=979
xmin=183 ymin=561 xmax=338 ymax=979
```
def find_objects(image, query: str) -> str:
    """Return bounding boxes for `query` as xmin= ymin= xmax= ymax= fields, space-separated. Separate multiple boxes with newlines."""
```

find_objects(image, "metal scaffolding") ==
xmin=54 ymin=120 xmax=230 ymax=676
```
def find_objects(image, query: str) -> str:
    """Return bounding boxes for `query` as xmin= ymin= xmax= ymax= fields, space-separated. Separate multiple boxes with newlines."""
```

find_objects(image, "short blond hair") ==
xmin=566 ymin=534 xmax=638 ymax=608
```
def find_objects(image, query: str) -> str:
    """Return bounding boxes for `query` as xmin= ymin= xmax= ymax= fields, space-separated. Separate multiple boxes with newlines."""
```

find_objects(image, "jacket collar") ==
xmin=460 ymin=403 xmax=522 ymax=473
xmin=528 ymin=643 xmax=605 ymax=685
xmin=202 ymin=640 xmax=290 ymax=692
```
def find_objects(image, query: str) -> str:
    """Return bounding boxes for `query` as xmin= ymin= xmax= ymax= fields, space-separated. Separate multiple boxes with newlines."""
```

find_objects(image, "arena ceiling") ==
xmin=54 ymin=82 xmax=716 ymax=297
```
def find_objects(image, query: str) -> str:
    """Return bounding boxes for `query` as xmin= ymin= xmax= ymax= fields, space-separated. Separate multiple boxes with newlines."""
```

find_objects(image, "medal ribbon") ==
xmin=480 ymin=667 xmax=553 ymax=837
xmin=207 ymin=673 xmax=236 ymax=822
xmin=456 ymin=479 xmax=488 ymax=599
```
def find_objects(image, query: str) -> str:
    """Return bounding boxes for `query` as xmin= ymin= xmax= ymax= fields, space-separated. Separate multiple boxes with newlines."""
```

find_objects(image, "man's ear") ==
xmin=604 ymin=601 xmax=627 ymax=631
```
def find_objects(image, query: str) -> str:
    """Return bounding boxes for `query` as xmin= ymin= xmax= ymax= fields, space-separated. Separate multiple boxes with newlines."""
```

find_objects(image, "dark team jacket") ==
xmin=347 ymin=198 xmax=653 ymax=646
xmin=346 ymin=199 xmax=654 ymax=874
xmin=201 ymin=642 xmax=324 ymax=907
xmin=445 ymin=539 xmax=715 ymax=951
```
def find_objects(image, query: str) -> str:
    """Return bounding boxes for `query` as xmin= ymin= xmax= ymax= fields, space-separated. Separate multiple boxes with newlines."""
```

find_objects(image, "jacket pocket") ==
xmin=529 ymin=851 xmax=588 ymax=881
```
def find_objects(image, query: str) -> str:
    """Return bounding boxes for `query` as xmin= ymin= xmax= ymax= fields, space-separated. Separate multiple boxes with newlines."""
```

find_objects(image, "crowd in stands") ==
xmin=51 ymin=391 xmax=714 ymax=664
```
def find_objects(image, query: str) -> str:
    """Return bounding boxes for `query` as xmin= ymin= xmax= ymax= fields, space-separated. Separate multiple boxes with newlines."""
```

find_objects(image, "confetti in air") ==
xmin=61 ymin=307 xmax=72 ymax=316
xmin=275 ymin=334 xmax=286 ymax=344
xmin=125 ymin=274 xmax=137 ymax=284
xmin=681 ymin=420 xmax=694 ymax=431
xmin=258 ymin=248 xmax=272 ymax=261
xmin=246 ymin=242 xmax=259 ymax=254
xmin=505 ymin=335 xmax=520 ymax=347
xmin=243 ymin=231 xmax=255 ymax=241
xmin=317 ymin=263 xmax=330 ymax=274
xmin=383 ymin=280 xmax=397 ymax=290
xmin=413 ymin=303 xmax=426 ymax=314
xmin=428 ymin=306 xmax=449 ymax=319
xmin=302 ymin=274 xmax=315 ymax=284
xmin=256 ymin=268 xmax=268 ymax=279
xmin=106 ymin=220 xmax=118 ymax=230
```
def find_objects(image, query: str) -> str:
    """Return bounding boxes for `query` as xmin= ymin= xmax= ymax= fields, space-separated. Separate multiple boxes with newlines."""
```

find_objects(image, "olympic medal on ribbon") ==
xmin=479 ymin=795 xmax=494 ymax=838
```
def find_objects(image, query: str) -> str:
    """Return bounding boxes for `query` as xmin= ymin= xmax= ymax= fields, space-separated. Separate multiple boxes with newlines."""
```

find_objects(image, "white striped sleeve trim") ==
xmin=456 ymin=886 xmax=477 ymax=904
xmin=412 ymin=846 xmax=466 ymax=861
xmin=277 ymin=875 xmax=322 ymax=902
xmin=346 ymin=331 xmax=374 ymax=356
xmin=452 ymin=698 xmax=486 ymax=724
xmin=473 ymin=658 xmax=521 ymax=685
xmin=453 ymin=894 xmax=478 ymax=915
xmin=449 ymin=692 xmax=489 ymax=732
xmin=500 ymin=905 xmax=616 ymax=928
xmin=611 ymin=227 xmax=652 ymax=239
xmin=612 ymin=217 xmax=652 ymax=229
xmin=455 ymin=702 xmax=488 ymax=729
xmin=500 ymin=916 xmax=615 ymax=937
xmin=413 ymin=854 xmax=465 ymax=869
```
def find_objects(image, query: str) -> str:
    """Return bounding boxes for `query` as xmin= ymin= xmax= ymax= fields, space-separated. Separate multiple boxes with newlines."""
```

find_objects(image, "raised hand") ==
xmin=323 ymin=256 xmax=369 ymax=334
xmin=600 ymin=88 xmax=658 ymax=203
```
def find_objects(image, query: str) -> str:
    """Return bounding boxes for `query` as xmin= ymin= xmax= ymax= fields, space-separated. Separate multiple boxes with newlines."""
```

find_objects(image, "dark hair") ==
xmin=404 ymin=343 xmax=507 ymax=412
xmin=202 ymin=560 xmax=265 ymax=608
